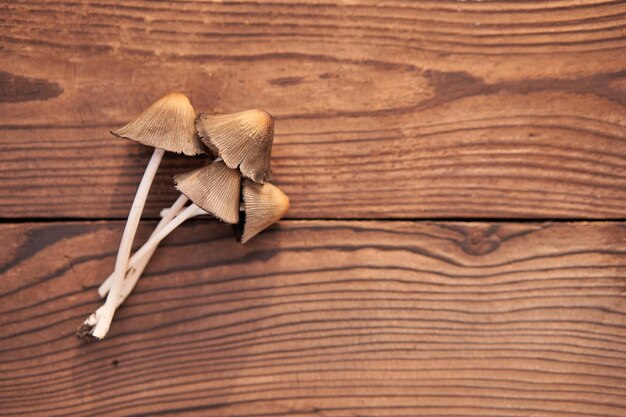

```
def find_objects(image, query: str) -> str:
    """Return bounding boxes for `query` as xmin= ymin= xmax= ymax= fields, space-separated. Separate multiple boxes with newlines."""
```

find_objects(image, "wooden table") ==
xmin=2 ymin=1 xmax=626 ymax=416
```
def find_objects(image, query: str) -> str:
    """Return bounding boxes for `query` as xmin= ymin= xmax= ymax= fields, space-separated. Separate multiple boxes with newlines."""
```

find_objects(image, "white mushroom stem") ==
xmin=90 ymin=148 xmax=165 ymax=339
xmin=160 ymin=207 xmax=173 ymax=217
xmin=98 ymin=193 xmax=189 ymax=298
xmin=80 ymin=198 xmax=190 ymax=335
xmin=122 ymin=203 xmax=207 ymax=265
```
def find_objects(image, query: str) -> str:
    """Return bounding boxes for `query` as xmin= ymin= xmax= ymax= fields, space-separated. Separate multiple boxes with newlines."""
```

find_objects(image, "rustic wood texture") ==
xmin=1 ymin=220 xmax=626 ymax=416
xmin=1 ymin=0 xmax=625 ymax=219
xmin=1 ymin=2 xmax=625 ymax=416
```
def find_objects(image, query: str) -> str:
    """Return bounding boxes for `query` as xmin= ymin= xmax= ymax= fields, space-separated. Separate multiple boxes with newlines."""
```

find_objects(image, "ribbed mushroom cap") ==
xmin=234 ymin=179 xmax=290 ymax=243
xmin=196 ymin=109 xmax=274 ymax=183
xmin=174 ymin=160 xmax=241 ymax=224
xmin=112 ymin=92 xmax=206 ymax=156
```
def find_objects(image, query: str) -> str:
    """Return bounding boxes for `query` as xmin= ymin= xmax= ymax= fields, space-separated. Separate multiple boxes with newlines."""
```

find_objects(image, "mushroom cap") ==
xmin=112 ymin=92 xmax=207 ymax=156
xmin=196 ymin=109 xmax=274 ymax=183
xmin=234 ymin=179 xmax=290 ymax=243
xmin=174 ymin=160 xmax=241 ymax=224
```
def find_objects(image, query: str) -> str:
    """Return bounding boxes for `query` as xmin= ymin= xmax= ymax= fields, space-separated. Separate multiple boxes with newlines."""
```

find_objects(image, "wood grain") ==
xmin=1 ymin=220 xmax=625 ymax=416
xmin=1 ymin=0 xmax=625 ymax=219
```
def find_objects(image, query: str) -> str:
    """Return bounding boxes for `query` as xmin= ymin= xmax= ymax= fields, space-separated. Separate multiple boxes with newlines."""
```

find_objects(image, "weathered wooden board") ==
xmin=1 ymin=220 xmax=625 ymax=416
xmin=1 ymin=1 xmax=625 ymax=219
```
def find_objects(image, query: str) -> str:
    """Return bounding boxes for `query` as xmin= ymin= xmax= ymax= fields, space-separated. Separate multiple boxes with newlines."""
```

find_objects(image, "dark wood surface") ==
xmin=1 ymin=0 xmax=625 ymax=218
xmin=1 ymin=1 xmax=625 ymax=416
xmin=2 ymin=220 xmax=626 ymax=416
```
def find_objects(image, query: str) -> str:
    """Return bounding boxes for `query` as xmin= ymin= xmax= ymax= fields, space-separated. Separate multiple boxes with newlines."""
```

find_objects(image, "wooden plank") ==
xmin=1 ymin=220 xmax=625 ymax=416
xmin=0 ymin=1 xmax=625 ymax=219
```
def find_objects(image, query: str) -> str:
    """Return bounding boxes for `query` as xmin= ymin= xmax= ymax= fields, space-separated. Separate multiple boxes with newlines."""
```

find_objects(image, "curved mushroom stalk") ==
xmin=92 ymin=201 xmax=205 ymax=339
xmin=87 ymin=147 xmax=164 ymax=339
xmin=98 ymin=194 xmax=189 ymax=298
xmin=77 ymin=202 xmax=207 ymax=339
xmin=123 ymin=203 xmax=208 ymax=262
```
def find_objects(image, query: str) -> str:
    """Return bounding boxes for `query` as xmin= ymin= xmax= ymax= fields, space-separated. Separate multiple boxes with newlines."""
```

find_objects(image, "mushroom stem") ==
xmin=90 ymin=147 xmax=165 ymax=339
xmin=123 ymin=204 xmax=207 ymax=264
xmin=98 ymin=193 xmax=189 ymax=298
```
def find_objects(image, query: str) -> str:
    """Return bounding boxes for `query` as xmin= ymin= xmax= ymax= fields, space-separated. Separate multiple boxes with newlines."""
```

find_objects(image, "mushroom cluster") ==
xmin=78 ymin=93 xmax=289 ymax=341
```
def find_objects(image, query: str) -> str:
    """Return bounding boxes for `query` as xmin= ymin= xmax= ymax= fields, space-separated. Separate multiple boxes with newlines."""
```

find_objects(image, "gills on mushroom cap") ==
xmin=112 ymin=92 xmax=207 ymax=156
xmin=196 ymin=109 xmax=274 ymax=184
xmin=235 ymin=179 xmax=290 ymax=244
xmin=174 ymin=160 xmax=241 ymax=224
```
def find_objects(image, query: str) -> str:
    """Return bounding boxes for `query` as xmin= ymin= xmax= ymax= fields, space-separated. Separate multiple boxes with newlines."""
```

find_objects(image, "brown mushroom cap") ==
xmin=174 ymin=160 xmax=241 ymax=224
xmin=234 ymin=179 xmax=289 ymax=243
xmin=196 ymin=109 xmax=274 ymax=184
xmin=112 ymin=92 xmax=207 ymax=156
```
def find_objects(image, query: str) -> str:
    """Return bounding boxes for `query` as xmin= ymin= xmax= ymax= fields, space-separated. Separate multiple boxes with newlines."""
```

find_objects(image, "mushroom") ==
xmin=83 ymin=92 xmax=205 ymax=340
xmin=234 ymin=179 xmax=290 ymax=243
xmin=196 ymin=109 xmax=274 ymax=184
